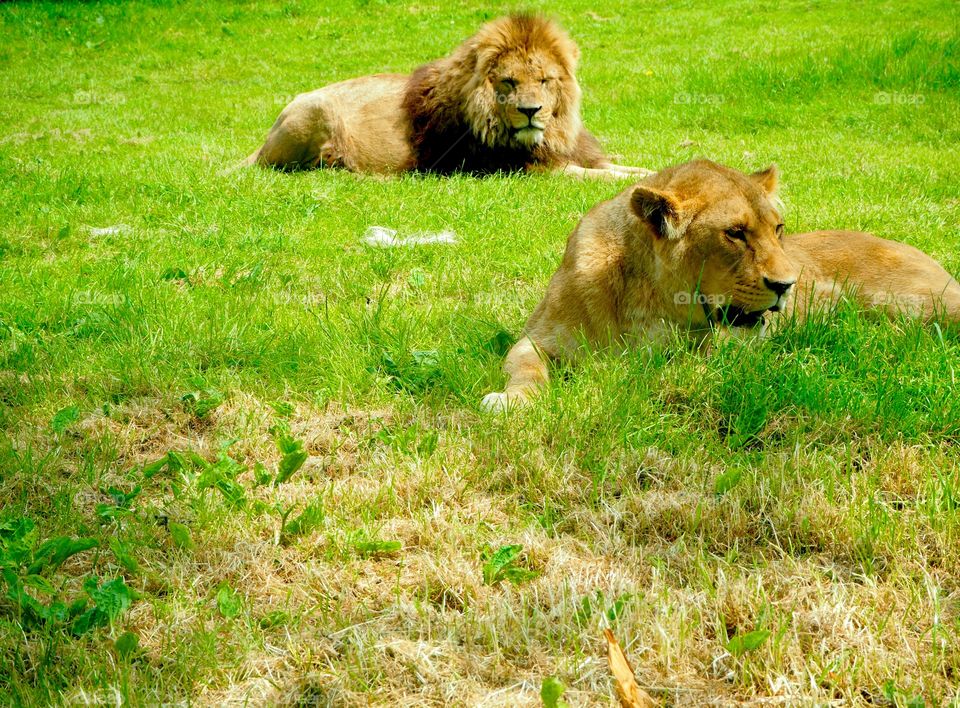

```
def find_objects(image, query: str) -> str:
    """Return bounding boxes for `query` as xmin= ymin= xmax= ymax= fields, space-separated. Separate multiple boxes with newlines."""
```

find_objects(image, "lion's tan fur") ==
xmin=783 ymin=231 xmax=960 ymax=321
xmin=245 ymin=15 xmax=646 ymax=177
xmin=483 ymin=160 xmax=960 ymax=410
xmin=411 ymin=14 xmax=582 ymax=151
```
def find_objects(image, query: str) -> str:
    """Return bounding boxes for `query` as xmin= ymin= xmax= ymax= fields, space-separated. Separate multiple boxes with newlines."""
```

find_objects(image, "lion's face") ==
xmin=488 ymin=51 xmax=568 ymax=147
xmin=462 ymin=15 xmax=582 ymax=152
xmin=631 ymin=161 xmax=799 ymax=327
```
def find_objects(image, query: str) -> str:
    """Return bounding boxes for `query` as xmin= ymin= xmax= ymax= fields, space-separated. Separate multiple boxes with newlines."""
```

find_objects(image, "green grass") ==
xmin=1 ymin=0 xmax=959 ymax=704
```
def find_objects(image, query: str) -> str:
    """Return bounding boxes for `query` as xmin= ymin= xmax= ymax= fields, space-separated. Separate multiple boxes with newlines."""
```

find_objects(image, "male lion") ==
xmin=482 ymin=159 xmax=960 ymax=411
xmin=244 ymin=14 xmax=648 ymax=178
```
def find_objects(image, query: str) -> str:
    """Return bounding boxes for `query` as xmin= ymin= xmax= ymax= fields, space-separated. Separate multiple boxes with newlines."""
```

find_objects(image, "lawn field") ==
xmin=1 ymin=0 xmax=960 ymax=705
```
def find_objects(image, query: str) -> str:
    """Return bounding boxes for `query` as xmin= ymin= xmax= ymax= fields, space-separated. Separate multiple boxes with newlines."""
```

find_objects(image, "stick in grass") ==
xmin=603 ymin=628 xmax=656 ymax=708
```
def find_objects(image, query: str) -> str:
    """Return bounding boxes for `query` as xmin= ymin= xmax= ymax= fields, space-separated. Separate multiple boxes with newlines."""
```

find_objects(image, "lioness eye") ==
xmin=500 ymin=78 xmax=516 ymax=89
xmin=725 ymin=228 xmax=747 ymax=241
xmin=540 ymin=77 xmax=550 ymax=85
xmin=775 ymin=223 xmax=785 ymax=237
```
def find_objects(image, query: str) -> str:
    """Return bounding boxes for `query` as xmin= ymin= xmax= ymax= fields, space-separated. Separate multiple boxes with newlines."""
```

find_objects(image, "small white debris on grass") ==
xmin=88 ymin=224 xmax=131 ymax=236
xmin=362 ymin=226 xmax=457 ymax=248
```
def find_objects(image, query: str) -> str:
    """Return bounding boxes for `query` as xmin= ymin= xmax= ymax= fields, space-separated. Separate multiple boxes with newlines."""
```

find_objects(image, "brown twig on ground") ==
xmin=603 ymin=628 xmax=657 ymax=708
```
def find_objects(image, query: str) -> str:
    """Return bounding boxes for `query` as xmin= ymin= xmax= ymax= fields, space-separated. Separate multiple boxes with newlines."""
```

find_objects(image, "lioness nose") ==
xmin=518 ymin=105 xmax=542 ymax=119
xmin=764 ymin=277 xmax=796 ymax=296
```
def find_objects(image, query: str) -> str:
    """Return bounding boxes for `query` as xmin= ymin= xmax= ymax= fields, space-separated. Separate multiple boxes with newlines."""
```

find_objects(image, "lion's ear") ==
xmin=750 ymin=164 xmax=779 ymax=196
xmin=630 ymin=186 xmax=686 ymax=239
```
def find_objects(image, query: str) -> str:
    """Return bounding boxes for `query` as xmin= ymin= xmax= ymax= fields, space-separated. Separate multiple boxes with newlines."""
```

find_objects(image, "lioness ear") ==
xmin=750 ymin=164 xmax=779 ymax=196
xmin=630 ymin=186 xmax=686 ymax=239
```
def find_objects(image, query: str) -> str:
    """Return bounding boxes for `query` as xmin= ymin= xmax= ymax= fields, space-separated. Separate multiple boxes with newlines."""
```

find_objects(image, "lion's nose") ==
xmin=763 ymin=277 xmax=796 ymax=296
xmin=518 ymin=105 xmax=542 ymax=119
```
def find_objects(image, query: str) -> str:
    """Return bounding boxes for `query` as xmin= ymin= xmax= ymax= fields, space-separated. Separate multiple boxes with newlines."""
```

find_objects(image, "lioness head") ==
xmin=462 ymin=14 xmax=582 ymax=152
xmin=631 ymin=160 xmax=799 ymax=328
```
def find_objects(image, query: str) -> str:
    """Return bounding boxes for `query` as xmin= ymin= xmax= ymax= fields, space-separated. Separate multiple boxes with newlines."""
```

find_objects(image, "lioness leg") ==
xmin=481 ymin=336 xmax=550 ymax=412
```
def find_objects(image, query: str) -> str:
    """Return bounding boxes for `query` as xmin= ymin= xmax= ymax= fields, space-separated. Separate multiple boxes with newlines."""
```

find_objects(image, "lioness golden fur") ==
xmin=482 ymin=160 xmax=960 ymax=411
xmin=245 ymin=14 xmax=648 ymax=178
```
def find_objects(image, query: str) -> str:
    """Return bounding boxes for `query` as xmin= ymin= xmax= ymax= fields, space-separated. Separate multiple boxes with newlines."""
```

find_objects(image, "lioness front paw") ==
xmin=480 ymin=391 xmax=527 ymax=413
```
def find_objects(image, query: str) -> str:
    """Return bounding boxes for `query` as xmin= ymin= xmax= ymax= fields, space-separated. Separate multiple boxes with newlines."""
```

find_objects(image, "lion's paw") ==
xmin=481 ymin=392 xmax=511 ymax=413
xmin=612 ymin=166 xmax=654 ymax=178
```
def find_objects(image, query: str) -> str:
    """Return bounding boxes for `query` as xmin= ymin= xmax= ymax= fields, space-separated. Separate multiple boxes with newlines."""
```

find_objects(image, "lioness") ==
xmin=482 ymin=160 xmax=960 ymax=411
xmin=244 ymin=14 xmax=648 ymax=178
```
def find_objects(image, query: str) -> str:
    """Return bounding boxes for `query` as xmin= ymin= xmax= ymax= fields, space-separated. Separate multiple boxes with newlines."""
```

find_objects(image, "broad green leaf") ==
xmin=186 ymin=451 xmax=209 ymax=470
xmin=0 ymin=518 xmax=37 ymax=566
xmin=216 ymin=583 xmax=242 ymax=618
xmin=541 ymin=676 xmax=569 ymax=708
xmin=21 ymin=574 xmax=56 ymax=595
xmin=115 ymin=630 xmax=139 ymax=659
xmin=72 ymin=577 xmax=136 ymax=635
xmin=161 ymin=267 xmax=189 ymax=282
xmin=67 ymin=597 xmax=88 ymax=618
xmin=105 ymin=485 xmax=141 ymax=509
xmin=27 ymin=536 xmax=98 ymax=574
xmin=411 ymin=350 xmax=439 ymax=366
xmin=88 ymin=577 xmax=136 ymax=621
xmin=166 ymin=451 xmax=187 ymax=473
xmin=71 ymin=610 xmax=96 ymax=635
xmin=197 ymin=450 xmax=247 ymax=507
xmin=95 ymin=503 xmax=132 ymax=521
xmin=379 ymin=348 xmax=442 ymax=393
xmin=502 ymin=565 xmax=538 ymax=584
xmin=51 ymin=405 xmax=81 ymax=433
xmin=882 ymin=680 xmax=898 ymax=703
xmin=0 ymin=517 xmax=35 ymax=543
xmin=109 ymin=537 xmax=139 ymax=574
xmin=726 ymin=629 xmax=771 ymax=656
xmin=259 ymin=610 xmax=289 ymax=629
xmin=408 ymin=269 xmax=427 ymax=287
xmin=141 ymin=455 xmax=169 ymax=478
xmin=215 ymin=478 xmax=246 ymax=507
xmin=574 ymin=593 xmax=595 ymax=626
xmin=482 ymin=544 xmax=537 ymax=586
xmin=276 ymin=438 xmax=296 ymax=456
xmin=3 ymin=569 xmax=45 ymax=619
xmin=44 ymin=600 xmax=69 ymax=624
xmin=253 ymin=462 xmax=272 ymax=486
xmin=181 ymin=389 xmax=224 ymax=418
xmin=483 ymin=544 xmax=522 ymax=584
xmin=169 ymin=522 xmax=194 ymax=550
xmin=606 ymin=593 xmax=633 ymax=623
xmin=274 ymin=435 xmax=307 ymax=486
xmin=714 ymin=468 xmax=743 ymax=496
xmin=270 ymin=401 xmax=295 ymax=418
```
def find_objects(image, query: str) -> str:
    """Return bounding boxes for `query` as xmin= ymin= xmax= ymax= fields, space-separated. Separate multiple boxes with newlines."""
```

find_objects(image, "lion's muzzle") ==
xmin=763 ymin=277 xmax=796 ymax=312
